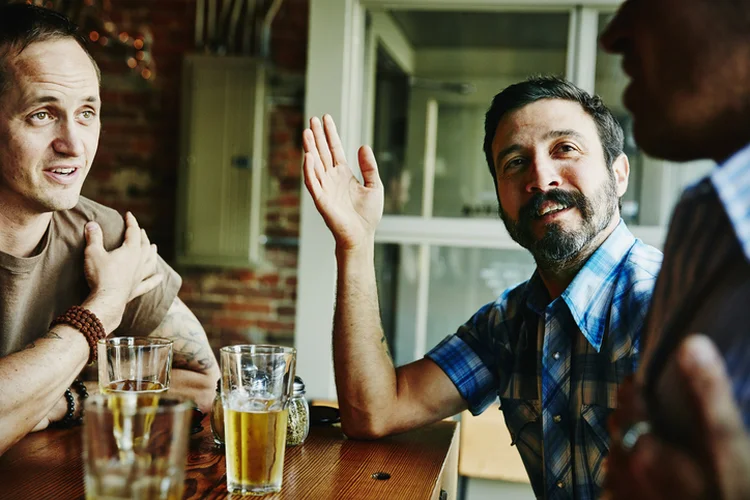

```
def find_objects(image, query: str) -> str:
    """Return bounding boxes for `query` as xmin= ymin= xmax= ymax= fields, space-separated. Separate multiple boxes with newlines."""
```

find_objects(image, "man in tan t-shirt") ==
xmin=0 ymin=3 xmax=220 ymax=455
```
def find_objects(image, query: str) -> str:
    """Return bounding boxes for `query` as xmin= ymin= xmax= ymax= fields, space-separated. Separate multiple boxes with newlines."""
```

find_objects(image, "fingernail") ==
xmin=85 ymin=222 xmax=97 ymax=232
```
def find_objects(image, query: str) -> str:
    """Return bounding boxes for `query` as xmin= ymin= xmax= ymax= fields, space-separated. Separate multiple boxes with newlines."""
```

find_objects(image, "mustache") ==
xmin=518 ymin=189 xmax=588 ymax=222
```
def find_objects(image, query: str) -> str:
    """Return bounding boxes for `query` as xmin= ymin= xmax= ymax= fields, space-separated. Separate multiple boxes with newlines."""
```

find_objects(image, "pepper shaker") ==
xmin=286 ymin=376 xmax=310 ymax=446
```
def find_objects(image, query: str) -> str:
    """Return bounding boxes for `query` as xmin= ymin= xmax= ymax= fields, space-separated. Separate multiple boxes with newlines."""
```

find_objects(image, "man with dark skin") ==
xmin=600 ymin=0 xmax=750 ymax=498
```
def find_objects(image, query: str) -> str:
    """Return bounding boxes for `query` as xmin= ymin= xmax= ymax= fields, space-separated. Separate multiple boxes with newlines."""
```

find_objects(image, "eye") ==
xmin=79 ymin=110 xmax=96 ymax=120
xmin=558 ymin=144 xmax=576 ymax=153
xmin=505 ymin=157 xmax=527 ymax=171
xmin=29 ymin=111 xmax=51 ymax=122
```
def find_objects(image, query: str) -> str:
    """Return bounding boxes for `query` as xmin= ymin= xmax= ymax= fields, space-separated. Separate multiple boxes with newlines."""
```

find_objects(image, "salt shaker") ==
xmin=286 ymin=376 xmax=310 ymax=446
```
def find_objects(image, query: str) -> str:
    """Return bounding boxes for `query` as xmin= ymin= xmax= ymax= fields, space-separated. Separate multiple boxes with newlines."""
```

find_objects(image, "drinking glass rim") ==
xmin=84 ymin=393 xmax=193 ymax=415
xmin=98 ymin=336 xmax=174 ymax=347
xmin=220 ymin=344 xmax=296 ymax=355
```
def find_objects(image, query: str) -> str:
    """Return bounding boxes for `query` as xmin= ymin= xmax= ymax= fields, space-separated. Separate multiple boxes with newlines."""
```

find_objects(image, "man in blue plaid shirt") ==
xmin=301 ymin=76 xmax=662 ymax=500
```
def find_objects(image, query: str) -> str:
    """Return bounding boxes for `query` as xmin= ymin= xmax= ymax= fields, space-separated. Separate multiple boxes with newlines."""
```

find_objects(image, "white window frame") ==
xmin=297 ymin=0 xmax=677 ymax=401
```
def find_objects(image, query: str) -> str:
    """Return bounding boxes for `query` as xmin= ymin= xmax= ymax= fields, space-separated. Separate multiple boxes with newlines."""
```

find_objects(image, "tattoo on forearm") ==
xmin=152 ymin=306 xmax=215 ymax=373
xmin=24 ymin=331 xmax=63 ymax=350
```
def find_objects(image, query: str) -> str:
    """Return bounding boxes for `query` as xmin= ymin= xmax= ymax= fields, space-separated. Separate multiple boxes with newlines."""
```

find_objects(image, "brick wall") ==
xmin=80 ymin=0 xmax=309 ymax=354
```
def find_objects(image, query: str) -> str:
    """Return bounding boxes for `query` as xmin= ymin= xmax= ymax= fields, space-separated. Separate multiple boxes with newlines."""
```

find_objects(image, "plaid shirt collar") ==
xmin=712 ymin=142 xmax=750 ymax=262
xmin=523 ymin=219 xmax=636 ymax=353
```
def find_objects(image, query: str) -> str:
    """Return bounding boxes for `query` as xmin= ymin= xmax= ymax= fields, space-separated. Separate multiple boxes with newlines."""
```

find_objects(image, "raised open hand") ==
xmin=302 ymin=115 xmax=384 ymax=252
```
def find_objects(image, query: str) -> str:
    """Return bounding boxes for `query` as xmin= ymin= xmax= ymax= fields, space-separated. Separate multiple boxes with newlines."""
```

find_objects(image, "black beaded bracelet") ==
xmin=71 ymin=379 xmax=88 ymax=425
xmin=55 ymin=388 xmax=77 ymax=428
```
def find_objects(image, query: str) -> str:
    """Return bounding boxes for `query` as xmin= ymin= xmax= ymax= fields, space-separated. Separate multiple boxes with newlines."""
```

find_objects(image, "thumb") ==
xmin=677 ymin=334 xmax=744 ymax=454
xmin=358 ymin=145 xmax=382 ymax=189
xmin=84 ymin=221 xmax=104 ymax=252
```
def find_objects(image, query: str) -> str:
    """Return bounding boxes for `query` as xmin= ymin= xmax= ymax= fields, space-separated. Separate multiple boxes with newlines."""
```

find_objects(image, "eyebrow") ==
xmin=495 ymin=129 xmax=586 ymax=168
xmin=542 ymin=129 xmax=585 ymax=142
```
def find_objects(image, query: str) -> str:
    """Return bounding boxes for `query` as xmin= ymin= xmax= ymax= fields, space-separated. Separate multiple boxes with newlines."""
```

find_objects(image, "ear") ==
xmin=612 ymin=153 xmax=630 ymax=198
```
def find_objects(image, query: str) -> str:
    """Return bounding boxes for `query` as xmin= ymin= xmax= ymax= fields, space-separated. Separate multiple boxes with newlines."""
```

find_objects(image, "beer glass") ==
xmin=97 ymin=337 xmax=173 ymax=455
xmin=98 ymin=337 xmax=173 ymax=394
xmin=220 ymin=345 xmax=296 ymax=496
xmin=83 ymin=393 xmax=192 ymax=500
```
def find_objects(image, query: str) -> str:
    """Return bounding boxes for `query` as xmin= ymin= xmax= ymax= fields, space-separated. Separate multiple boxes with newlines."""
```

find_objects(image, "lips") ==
xmin=43 ymin=166 xmax=82 ymax=185
xmin=537 ymin=201 xmax=569 ymax=218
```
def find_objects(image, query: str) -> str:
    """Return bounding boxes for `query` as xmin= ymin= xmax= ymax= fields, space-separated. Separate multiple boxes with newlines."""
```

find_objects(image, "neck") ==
xmin=536 ymin=217 xmax=620 ymax=300
xmin=0 ymin=200 xmax=54 ymax=257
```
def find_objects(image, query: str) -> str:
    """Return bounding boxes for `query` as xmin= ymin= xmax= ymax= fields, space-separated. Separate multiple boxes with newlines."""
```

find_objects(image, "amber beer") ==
xmin=101 ymin=379 xmax=167 ymax=453
xmin=224 ymin=405 xmax=289 ymax=495
xmin=84 ymin=393 xmax=192 ymax=500
xmin=220 ymin=345 xmax=296 ymax=495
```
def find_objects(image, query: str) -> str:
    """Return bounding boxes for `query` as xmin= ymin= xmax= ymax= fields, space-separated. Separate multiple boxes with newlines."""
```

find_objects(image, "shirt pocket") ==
xmin=579 ymin=403 xmax=614 ymax=489
xmin=501 ymin=398 xmax=543 ymax=484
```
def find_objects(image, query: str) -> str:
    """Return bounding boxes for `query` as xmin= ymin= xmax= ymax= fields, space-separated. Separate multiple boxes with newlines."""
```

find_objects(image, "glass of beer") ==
xmin=83 ymin=393 xmax=192 ymax=500
xmin=98 ymin=337 xmax=173 ymax=394
xmin=220 ymin=344 xmax=296 ymax=496
xmin=98 ymin=337 xmax=173 ymax=455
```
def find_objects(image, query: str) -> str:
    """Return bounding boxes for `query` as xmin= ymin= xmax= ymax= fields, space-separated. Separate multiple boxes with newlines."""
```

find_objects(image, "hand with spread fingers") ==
xmin=302 ymin=115 xmax=384 ymax=253
xmin=602 ymin=334 xmax=750 ymax=500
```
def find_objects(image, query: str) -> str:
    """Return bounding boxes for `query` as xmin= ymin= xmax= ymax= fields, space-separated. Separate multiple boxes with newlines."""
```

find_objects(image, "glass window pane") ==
xmin=371 ymin=10 xmax=571 ymax=218
xmin=424 ymin=246 xmax=535 ymax=356
xmin=376 ymin=242 xmax=536 ymax=365
xmin=596 ymin=13 xmax=714 ymax=226
xmin=375 ymin=242 xmax=419 ymax=366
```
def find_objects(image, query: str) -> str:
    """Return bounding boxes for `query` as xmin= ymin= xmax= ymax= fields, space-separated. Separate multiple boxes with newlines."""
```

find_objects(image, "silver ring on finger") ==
xmin=621 ymin=420 xmax=651 ymax=452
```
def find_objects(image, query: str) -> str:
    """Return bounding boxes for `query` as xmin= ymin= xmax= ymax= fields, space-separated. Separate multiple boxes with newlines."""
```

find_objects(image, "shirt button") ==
xmin=557 ymin=481 xmax=565 ymax=489
xmin=553 ymin=352 xmax=561 ymax=360
xmin=553 ymin=415 xmax=562 ymax=423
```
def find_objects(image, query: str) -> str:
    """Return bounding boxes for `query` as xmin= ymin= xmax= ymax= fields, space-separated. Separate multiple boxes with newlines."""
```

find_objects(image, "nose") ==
xmin=599 ymin=1 xmax=631 ymax=55
xmin=525 ymin=155 xmax=562 ymax=194
xmin=52 ymin=118 xmax=85 ymax=158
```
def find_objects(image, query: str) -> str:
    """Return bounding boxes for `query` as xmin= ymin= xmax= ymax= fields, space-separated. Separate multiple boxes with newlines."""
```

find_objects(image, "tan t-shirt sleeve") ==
xmin=80 ymin=198 xmax=182 ymax=336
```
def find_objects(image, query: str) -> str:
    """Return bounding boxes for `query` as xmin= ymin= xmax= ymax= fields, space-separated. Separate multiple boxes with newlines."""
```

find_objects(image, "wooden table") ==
xmin=0 ymin=418 xmax=459 ymax=499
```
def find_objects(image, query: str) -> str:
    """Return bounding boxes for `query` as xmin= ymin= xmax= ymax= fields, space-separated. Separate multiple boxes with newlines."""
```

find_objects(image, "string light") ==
xmin=30 ymin=0 xmax=157 ymax=81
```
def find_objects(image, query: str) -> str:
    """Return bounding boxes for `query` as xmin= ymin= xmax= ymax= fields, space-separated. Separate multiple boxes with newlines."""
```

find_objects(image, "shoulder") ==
xmin=611 ymin=239 xmax=662 ymax=318
xmin=467 ymin=280 xmax=529 ymax=328
xmin=620 ymin=239 xmax=662 ymax=286
xmin=54 ymin=197 xmax=126 ymax=250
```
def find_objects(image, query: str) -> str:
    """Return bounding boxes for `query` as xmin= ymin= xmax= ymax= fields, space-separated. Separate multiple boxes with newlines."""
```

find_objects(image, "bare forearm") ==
xmin=150 ymin=298 xmax=220 ymax=413
xmin=333 ymin=244 xmax=398 ymax=438
xmin=0 ymin=327 xmax=88 ymax=454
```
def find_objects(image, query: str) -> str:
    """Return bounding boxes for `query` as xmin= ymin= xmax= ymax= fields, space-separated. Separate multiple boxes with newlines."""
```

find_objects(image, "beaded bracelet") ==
xmin=50 ymin=306 xmax=107 ymax=364
xmin=70 ymin=379 xmax=88 ymax=426
xmin=54 ymin=388 xmax=77 ymax=428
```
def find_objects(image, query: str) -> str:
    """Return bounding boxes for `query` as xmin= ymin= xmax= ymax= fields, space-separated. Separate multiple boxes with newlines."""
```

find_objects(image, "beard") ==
xmin=499 ymin=174 xmax=619 ymax=272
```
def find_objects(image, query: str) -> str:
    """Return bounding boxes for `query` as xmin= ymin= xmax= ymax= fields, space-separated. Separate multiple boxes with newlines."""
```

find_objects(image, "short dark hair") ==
xmin=483 ymin=75 xmax=624 ymax=187
xmin=0 ymin=3 xmax=100 ymax=97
